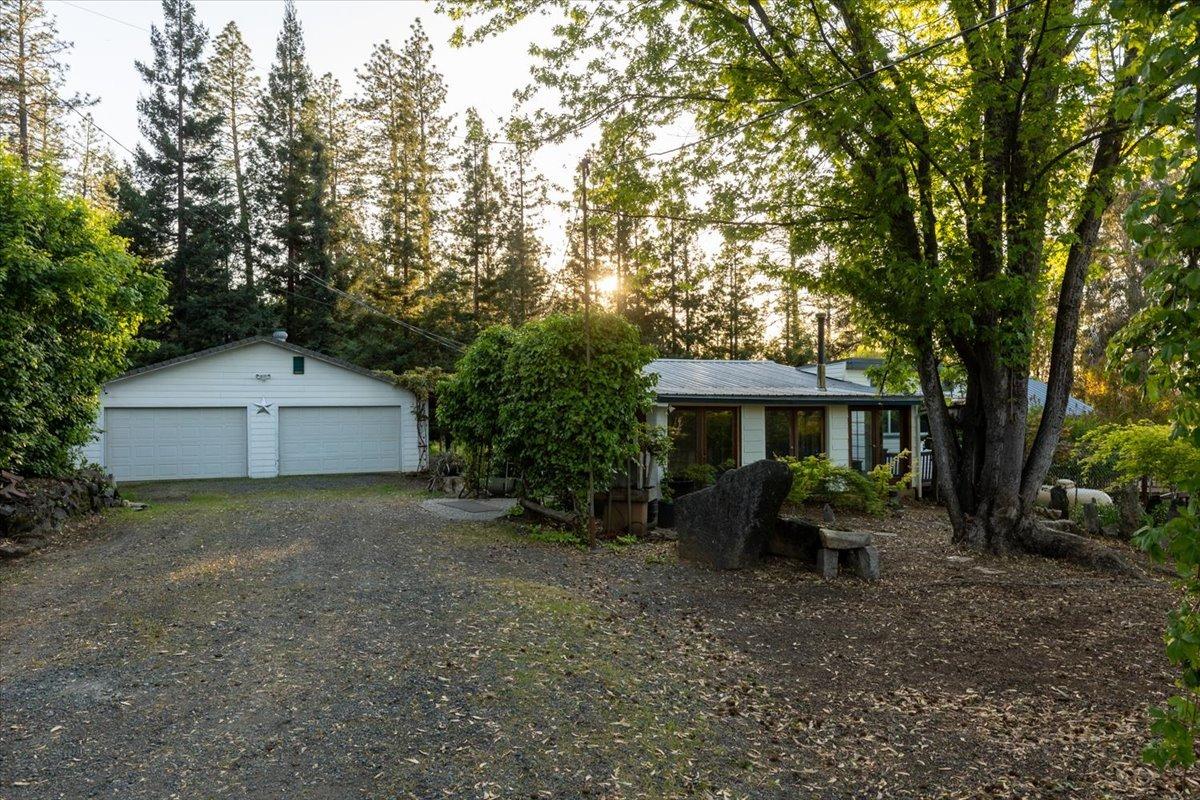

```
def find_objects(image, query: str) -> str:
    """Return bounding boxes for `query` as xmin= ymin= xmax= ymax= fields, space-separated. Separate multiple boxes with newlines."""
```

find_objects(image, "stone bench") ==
xmin=767 ymin=518 xmax=880 ymax=581
xmin=815 ymin=528 xmax=879 ymax=581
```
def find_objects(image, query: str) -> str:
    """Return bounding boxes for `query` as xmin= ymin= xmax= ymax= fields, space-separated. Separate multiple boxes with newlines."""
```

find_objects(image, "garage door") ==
xmin=105 ymin=408 xmax=248 ymax=482
xmin=278 ymin=407 xmax=402 ymax=476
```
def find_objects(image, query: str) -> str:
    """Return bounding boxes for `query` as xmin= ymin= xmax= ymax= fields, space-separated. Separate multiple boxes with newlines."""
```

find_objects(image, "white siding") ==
xmin=825 ymin=404 xmax=850 ymax=467
xmin=80 ymin=407 xmax=105 ymax=466
xmin=93 ymin=341 xmax=419 ymax=478
xmin=247 ymin=405 xmax=279 ymax=479
xmin=740 ymin=404 xmax=766 ymax=465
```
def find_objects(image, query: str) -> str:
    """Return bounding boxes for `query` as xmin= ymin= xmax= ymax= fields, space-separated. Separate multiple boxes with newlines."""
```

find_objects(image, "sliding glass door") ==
xmin=849 ymin=407 xmax=912 ymax=474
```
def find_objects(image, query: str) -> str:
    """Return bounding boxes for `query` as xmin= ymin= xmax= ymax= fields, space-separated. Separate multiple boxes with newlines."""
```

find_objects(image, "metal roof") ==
xmin=1026 ymin=377 xmax=1094 ymax=416
xmin=798 ymin=357 xmax=884 ymax=372
xmin=107 ymin=336 xmax=400 ymax=387
xmin=645 ymin=359 xmax=921 ymax=405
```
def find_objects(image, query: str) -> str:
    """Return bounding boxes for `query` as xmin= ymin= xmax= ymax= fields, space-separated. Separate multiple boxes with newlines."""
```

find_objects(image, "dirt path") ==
xmin=0 ymin=476 xmax=1192 ymax=798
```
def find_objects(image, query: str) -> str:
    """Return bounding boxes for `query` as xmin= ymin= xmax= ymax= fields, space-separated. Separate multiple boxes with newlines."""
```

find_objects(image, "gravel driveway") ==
xmin=1 ymin=476 xmax=1193 ymax=799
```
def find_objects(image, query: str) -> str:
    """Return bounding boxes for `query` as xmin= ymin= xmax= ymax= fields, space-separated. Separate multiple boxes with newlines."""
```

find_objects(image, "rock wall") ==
xmin=0 ymin=469 xmax=122 ymax=559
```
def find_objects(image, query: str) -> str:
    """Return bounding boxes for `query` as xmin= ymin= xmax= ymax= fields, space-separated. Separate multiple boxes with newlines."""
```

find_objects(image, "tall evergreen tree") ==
xmin=355 ymin=22 xmax=450 ymax=298
xmin=255 ymin=0 xmax=329 ymax=345
xmin=0 ymin=0 xmax=81 ymax=170
xmin=205 ymin=21 xmax=259 ymax=288
xmin=447 ymin=108 xmax=503 ymax=329
xmin=494 ymin=116 xmax=549 ymax=326
xmin=119 ymin=0 xmax=260 ymax=362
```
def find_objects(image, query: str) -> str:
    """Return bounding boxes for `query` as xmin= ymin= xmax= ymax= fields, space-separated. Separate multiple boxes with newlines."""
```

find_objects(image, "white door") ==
xmin=278 ymin=407 xmax=402 ymax=476
xmin=105 ymin=408 xmax=248 ymax=481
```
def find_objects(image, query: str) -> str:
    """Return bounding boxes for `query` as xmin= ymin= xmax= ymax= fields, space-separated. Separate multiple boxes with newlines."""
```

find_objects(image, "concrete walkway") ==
xmin=418 ymin=496 xmax=518 ymax=522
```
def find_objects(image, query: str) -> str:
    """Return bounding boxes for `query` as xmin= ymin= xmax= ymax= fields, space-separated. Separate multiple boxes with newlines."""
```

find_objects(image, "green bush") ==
xmin=440 ymin=312 xmax=656 ymax=521
xmin=0 ymin=151 xmax=167 ymax=474
xmin=778 ymin=455 xmax=892 ymax=515
xmin=1081 ymin=422 xmax=1200 ymax=489
xmin=498 ymin=312 xmax=656 ymax=516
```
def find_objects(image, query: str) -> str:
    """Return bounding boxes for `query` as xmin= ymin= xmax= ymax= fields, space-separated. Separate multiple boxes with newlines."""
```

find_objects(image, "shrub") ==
xmin=439 ymin=313 xmax=657 ymax=523
xmin=497 ymin=312 xmax=656 ymax=516
xmin=778 ymin=455 xmax=892 ymax=515
xmin=1081 ymin=422 xmax=1200 ymax=489
xmin=0 ymin=152 xmax=167 ymax=474
xmin=438 ymin=326 xmax=517 ymax=489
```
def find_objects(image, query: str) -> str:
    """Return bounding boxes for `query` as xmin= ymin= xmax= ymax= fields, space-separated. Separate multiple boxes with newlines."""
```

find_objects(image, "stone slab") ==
xmin=819 ymin=528 xmax=874 ymax=549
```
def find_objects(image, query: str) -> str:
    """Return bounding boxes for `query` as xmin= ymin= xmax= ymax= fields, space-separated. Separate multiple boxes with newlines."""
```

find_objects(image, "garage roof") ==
xmin=646 ymin=359 xmax=921 ymax=405
xmin=108 ymin=336 xmax=398 ymax=386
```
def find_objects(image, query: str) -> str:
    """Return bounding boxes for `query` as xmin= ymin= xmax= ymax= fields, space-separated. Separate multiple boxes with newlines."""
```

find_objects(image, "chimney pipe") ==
xmin=816 ymin=312 xmax=827 ymax=390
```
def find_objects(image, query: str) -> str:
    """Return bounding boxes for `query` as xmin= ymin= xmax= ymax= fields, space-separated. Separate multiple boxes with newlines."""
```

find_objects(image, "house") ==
xmin=644 ymin=359 xmax=924 ymax=490
xmin=799 ymin=357 xmax=1095 ymax=416
xmin=83 ymin=332 xmax=423 ymax=482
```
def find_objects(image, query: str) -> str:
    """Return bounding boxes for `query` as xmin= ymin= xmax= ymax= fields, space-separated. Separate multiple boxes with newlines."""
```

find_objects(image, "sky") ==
xmin=51 ymin=0 xmax=581 ymax=255
xmin=49 ymin=0 xmax=790 ymax=337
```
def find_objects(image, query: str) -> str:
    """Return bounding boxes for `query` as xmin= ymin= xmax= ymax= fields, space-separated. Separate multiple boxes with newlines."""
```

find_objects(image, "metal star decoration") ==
xmin=254 ymin=398 xmax=274 ymax=415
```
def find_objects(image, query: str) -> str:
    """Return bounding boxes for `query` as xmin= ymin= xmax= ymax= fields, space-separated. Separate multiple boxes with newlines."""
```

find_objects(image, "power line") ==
xmin=303 ymin=272 xmax=466 ymax=352
xmin=56 ymin=1 xmax=151 ymax=33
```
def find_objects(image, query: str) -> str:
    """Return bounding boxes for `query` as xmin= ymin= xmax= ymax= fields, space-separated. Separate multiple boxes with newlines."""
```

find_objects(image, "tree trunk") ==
xmin=175 ymin=3 xmax=187 ymax=298
xmin=16 ymin=1 xmax=29 ymax=170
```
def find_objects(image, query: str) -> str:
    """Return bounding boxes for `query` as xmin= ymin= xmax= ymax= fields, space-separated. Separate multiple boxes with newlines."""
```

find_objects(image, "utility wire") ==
xmin=303 ymin=272 xmax=466 ymax=352
xmin=56 ymin=1 xmax=151 ymax=33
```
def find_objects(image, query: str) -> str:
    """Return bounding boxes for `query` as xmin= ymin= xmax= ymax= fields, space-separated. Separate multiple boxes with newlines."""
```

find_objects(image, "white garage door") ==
xmin=105 ymin=408 xmax=248 ymax=482
xmin=278 ymin=407 xmax=402 ymax=476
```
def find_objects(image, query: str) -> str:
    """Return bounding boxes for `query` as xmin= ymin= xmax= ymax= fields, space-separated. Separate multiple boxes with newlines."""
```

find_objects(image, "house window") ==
xmin=292 ymin=356 xmax=305 ymax=375
xmin=668 ymin=407 xmax=739 ymax=470
xmin=765 ymin=407 xmax=826 ymax=459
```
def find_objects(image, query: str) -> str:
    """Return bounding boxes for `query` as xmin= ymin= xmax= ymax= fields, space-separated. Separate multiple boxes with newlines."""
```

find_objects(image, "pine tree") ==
xmin=119 ymin=0 xmax=261 ymax=362
xmin=710 ymin=235 xmax=764 ymax=359
xmin=495 ymin=116 xmax=549 ymax=326
xmin=255 ymin=0 xmax=328 ymax=345
xmin=355 ymin=41 xmax=412 ymax=286
xmin=448 ymin=108 xmax=503 ymax=329
xmin=399 ymin=20 xmax=450 ymax=286
xmin=66 ymin=113 xmax=119 ymax=209
xmin=0 ymin=0 xmax=82 ymax=170
xmin=310 ymin=72 xmax=365 ymax=274
xmin=355 ymin=22 xmax=450 ymax=297
xmin=206 ymin=21 xmax=259 ymax=288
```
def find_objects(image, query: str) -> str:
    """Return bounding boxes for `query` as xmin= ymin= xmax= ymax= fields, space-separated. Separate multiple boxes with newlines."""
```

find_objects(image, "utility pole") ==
xmin=581 ymin=155 xmax=595 ymax=546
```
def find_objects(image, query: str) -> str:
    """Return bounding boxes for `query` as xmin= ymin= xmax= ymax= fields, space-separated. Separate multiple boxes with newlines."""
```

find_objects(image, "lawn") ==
xmin=0 ymin=475 xmax=1193 ymax=799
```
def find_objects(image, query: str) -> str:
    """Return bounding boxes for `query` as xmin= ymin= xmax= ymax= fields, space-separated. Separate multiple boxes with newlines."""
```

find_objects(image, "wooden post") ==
xmin=581 ymin=156 xmax=596 ymax=546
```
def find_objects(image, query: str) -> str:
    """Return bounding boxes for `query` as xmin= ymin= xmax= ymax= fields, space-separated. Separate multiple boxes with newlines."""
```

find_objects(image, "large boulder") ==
xmin=675 ymin=459 xmax=793 ymax=569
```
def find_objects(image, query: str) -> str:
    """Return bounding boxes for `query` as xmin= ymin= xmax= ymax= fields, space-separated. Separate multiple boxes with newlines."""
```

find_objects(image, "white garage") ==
xmin=84 ymin=333 xmax=424 ymax=482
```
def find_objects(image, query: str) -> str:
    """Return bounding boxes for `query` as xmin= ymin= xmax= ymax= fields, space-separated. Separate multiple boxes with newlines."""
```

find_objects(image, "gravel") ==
xmin=0 ymin=477 xmax=1193 ymax=799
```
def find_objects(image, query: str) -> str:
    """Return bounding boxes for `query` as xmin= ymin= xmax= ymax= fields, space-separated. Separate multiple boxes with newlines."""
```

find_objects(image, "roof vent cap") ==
xmin=272 ymin=330 xmax=288 ymax=342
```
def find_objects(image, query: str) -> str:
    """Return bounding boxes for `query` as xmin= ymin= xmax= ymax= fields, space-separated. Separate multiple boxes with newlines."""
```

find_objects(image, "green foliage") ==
xmin=1106 ymin=0 xmax=1200 ymax=769
xmin=118 ymin=0 xmax=266 ymax=363
xmin=438 ymin=325 xmax=516 ymax=452
xmin=0 ymin=150 xmax=167 ymax=473
xmin=523 ymin=524 xmax=584 ymax=548
xmin=778 ymin=456 xmax=891 ymax=516
xmin=675 ymin=463 xmax=717 ymax=488
xmin=497 ymin=312 xmax=656 ymax=516
xmin=1081 ymin=423 xmax=1200 ymax=489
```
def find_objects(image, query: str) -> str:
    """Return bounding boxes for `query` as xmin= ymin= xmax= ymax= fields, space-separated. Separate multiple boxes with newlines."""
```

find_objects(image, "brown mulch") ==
xmin=0 ymin=480 xmax=1192 ymax=799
